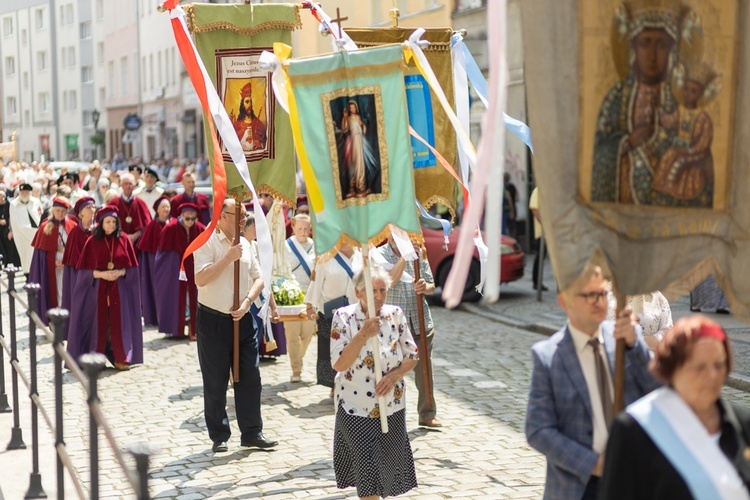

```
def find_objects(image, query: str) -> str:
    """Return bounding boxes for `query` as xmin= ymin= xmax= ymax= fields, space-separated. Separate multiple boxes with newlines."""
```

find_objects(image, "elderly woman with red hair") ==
xmin=600 ymin=315 xmax=750 ymax=499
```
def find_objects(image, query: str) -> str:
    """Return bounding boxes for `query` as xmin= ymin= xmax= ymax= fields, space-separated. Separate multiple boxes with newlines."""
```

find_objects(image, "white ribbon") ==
xmin=169 ymin=5 xmax=274 ymax=325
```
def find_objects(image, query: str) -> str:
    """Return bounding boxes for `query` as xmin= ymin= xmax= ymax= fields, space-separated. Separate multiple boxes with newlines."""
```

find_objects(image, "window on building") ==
xmin=97 ymin=42 xmax=104 ymax=64
xmin=108 ymin=61 xmax=115 ymax=97
xmin=4 ymin=57 xmax=15 ymax=76
xmin=39 ymin=92 xmax=50 ymax=112
xmin=149 ymin=54 xmax=154 ymax=90
xmin=69 ymin=90 xmax=77 ymax=110
xmin=80 ymin=21 xmax=91 ymax=39
xmin=81 ymin=65 xmax=92 ymax=83
xmin=24 ymin=110 xmax=30 ymax=125
xmin=62 ymin=90 xmax=68 ymax=111
xmin=98 ymin=87 xmax=105 ymax=106
xmin=6 ymin=97 xmax=17 ymax=116
xmin=21 ymin=28 xmax=27 ymax=45
xmin=83 ymin=110 xmax=92 ymax=127
xmin=142 ymin=56 xmax=146 ymax=91
xmin=23 ymin=71 xmax=28 ymax=89
xmin=95 ymin=0 xmax=104 ymax=21
xmin=37 ymin=51 xmax=48 ymax=71
xmin=3 ymin=17 xmax=13 ymax=37
xmin=121 ymin=56 xmax=129 ymax=95
xmin=68 ymin=47 xmax=76 ymax=67
xmin=60 ymin=4 xmax=74 ymax=26
xmin=35 ymin=8 xmax=44 ymax=30
xmin=158 ymin=51 xmax=163 ymax=87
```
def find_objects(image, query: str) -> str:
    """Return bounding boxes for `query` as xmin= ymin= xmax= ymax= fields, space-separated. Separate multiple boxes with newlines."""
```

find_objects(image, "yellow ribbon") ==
xmin=273 ymin=42 xmax=325 ymax=217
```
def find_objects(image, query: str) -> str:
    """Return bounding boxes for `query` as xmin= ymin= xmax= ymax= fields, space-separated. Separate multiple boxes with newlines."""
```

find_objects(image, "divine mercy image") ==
xmin=329 ymin=94 xmax=383 ymax=204
xmin=590 ymin=0 xmax=724 ymax=209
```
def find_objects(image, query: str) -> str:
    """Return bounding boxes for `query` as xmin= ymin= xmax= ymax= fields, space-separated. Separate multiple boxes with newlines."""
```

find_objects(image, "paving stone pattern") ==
xmin=3 ymin=281 xmax=750 ymax=499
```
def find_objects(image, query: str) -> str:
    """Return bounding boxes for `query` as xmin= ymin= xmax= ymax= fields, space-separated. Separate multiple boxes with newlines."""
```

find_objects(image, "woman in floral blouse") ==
xmin=330 ymin=265 xmax=419 ymax=499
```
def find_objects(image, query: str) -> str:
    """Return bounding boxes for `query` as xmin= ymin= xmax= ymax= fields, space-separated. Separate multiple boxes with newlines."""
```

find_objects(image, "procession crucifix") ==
xmin=331 ymin=8 xmax=348 ymax=40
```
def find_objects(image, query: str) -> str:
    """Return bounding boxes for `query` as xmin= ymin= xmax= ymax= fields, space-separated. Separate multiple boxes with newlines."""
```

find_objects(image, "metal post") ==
xmin=48 ymin=308 xmax=69 ymax=500
xmin=128 ymin=443 xmax=155 ymax=500
xmin=24 ymin=283 xmax=46 ymax=498
xmin=80 ymin=353 xmax=106 ymax=500
xmin=0 ymin=254 xmax=11 ymax=413
xmin=6 ymin=265 xmax=25 ymax=449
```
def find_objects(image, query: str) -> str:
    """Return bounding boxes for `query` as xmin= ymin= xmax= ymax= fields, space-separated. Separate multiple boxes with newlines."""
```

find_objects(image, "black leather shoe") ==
xmin=241 ymin=433 xmax=278 ymax=449
xmin=212 ymin=441 xmax=228 ymax=453
xmin=535 ymin=284 xmax=549 ymax=291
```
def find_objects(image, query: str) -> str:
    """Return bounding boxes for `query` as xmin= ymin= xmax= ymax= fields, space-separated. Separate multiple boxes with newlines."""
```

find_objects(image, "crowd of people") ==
xmin=0 ymin=157 xmax=444 ymax=499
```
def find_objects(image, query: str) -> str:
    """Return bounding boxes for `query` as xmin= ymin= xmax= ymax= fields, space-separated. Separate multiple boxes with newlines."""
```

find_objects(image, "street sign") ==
xmin=123 ymin=114 xmax=142 ymax=131
xmin=122 ymin=131 xmax=140 ymax=143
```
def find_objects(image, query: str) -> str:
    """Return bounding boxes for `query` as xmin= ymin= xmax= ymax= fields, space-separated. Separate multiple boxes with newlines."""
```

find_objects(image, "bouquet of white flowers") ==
xmin=272 ymin=277 xmax=305 ymax=306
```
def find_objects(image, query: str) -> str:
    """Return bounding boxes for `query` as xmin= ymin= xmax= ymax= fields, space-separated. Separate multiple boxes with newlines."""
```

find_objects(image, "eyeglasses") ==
xmin=223 ymin=211 xmax=247 ymax=220
xmin=182 ymin=216 xmax=197 ymax=222
xmin=576 ymin=290 xmax=608 ymax=305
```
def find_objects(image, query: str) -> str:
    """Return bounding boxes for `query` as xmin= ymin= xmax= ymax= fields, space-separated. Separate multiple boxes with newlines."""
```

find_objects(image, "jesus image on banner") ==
xmin=229 ymin=80 xmax=267 ymax=152
xmin=589 ymin=0 xmax=724 ymax=209
xmin=327 ymin=92 xmax=384 ymax=206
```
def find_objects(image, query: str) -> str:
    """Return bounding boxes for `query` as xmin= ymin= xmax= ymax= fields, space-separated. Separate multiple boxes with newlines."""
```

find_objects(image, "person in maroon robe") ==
xmin=60 ymin=196 xmax=95 ymax=339
xmin=136 ymin=195 xmax=171 ymax=327
xmin=107 ymin=172 xmax=151 ymax=246
xmin=66 ymin=206 xmax=142 ymax=371
xmin=29 ymin=197 xmax=78 ymax=325
xmin=170 ymin=172 xmax=211 ymax=225
xmin=155 ymin=202 xmax=205 ymax=340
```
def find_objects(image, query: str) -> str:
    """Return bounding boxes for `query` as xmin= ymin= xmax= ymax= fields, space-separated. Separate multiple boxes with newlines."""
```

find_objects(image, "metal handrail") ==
xmin=0 ymin=265 xmax=153 ymax=499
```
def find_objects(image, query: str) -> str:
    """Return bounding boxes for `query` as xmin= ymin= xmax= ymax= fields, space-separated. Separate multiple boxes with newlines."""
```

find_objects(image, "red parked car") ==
xmin=422 ymin=226 xmax=525 ymax=302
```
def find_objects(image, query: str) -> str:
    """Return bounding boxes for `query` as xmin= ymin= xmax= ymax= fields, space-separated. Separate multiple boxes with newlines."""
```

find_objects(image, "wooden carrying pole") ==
xmin=232 ymin=199 xmax=241 ymax=382
xmin=362 ymin=247 xmax=389 ymax=433
xmin=613 ymin=290 xmax=626 ymax=413
xmin=412 ymin=256 xmax=433 ymax=409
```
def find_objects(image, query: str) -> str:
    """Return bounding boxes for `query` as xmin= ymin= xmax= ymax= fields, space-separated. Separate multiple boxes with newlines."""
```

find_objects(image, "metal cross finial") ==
xmin=331 ymin=8 xmax=348 ymax=39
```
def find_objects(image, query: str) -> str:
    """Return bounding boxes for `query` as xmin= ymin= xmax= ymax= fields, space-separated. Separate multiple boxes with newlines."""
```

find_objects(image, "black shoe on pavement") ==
xmin=535 ymin=283 xmax=549 ymax=291
xmin=212 ymin=441 xmax=228 ymax=453
xmin=241 ymin=433 xmax=278 ymax=449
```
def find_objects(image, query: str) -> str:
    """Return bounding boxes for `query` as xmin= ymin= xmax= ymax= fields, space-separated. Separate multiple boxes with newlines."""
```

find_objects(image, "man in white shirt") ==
xmin=9 ymin=183 xmax=42 ymax=274
xmin=284 ymin=214 xmax=315 ymax=383
xmin=194 ymin=198 xmax=277 ymax=454
xmin=524 ymin=263 xmax=659 ymax=500
xmin=134 ymin=167 xmax=165 ymax=217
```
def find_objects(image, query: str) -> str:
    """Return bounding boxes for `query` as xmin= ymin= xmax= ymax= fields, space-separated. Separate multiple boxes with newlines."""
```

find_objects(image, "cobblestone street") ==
xmin=2 ymin=297 xmax=551 ymax=499
xmin=3 ymin=285 xmax=750 ymax=499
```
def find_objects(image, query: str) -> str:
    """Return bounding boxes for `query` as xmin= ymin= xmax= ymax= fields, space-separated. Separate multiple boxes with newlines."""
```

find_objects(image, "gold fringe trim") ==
xmin=561 ymin=247 xmax=750 ymax=323
xmin=184 ymin=4 xmax=302 ymax=35
xmin=420 ymin=194 xmax=456 ymax=224
xmin=254 ymin=183 xmax=296 ymax=209
xmin=314 ymin=225 xmax=424 ymax=265
xmin=355 ymin=41 xmax=452 ymax=52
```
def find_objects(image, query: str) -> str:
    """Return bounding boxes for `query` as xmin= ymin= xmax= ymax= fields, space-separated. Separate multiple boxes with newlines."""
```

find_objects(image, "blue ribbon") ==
xmin=416 ymin=200 xmax=451 ymax=239
xmin=452 ymin=34 xmax=534 ymax=153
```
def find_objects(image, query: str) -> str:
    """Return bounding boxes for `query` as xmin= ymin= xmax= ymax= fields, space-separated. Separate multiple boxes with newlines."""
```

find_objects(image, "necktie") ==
xmin=588 ymin=337 xmax=614 ymax=428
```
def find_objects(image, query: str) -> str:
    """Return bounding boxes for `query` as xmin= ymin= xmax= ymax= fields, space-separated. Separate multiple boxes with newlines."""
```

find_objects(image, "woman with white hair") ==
xmin=92 ymin=177 xmax=111 ymax=206
xmin=330 ymin=264 xmax=419 ymax=499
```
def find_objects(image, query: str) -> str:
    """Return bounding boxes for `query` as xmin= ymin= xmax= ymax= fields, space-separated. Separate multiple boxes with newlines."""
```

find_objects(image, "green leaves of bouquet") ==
xmin=272 ymin=277 xmax=306 ymax=306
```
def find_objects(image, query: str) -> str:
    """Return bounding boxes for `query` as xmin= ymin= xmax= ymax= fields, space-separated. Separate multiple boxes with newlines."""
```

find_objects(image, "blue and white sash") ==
xmin=285 ymin=237 xmax=313 ymax=278
xmin=334 ymin=253 xmax=354 ymax=279
xmin=627 ymin=388 xmax=750 ymax=500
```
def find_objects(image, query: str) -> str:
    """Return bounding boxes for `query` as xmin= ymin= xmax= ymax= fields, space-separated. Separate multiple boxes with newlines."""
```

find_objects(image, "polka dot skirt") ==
xmin=333 ymin=405 xmax=418 ymax=498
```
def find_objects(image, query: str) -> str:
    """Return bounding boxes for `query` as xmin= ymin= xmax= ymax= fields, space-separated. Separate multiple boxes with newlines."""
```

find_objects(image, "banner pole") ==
xmin=362 ymin=246 xmax=389 ymax=433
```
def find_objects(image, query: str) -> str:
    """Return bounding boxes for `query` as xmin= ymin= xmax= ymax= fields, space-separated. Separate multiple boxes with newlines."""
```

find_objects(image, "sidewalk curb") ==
xmin=459 ymin=303 xmax=557 ymax=336
xmin=460 ymin=302 xmax=750 ymax=393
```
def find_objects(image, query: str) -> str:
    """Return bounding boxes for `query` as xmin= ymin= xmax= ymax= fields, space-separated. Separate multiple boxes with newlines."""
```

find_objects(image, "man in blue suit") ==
xmin=525 ymin=263 xmax=660 ymax=499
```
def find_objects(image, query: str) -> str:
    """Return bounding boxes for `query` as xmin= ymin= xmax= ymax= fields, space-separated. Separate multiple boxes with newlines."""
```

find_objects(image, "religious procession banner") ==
xmin=521 ymin=0 xmax=750 ymax=318
xmin=185 ymin=2 xmax=300 ymax=205
xmin=276 ymin=43 xmax=422 ymax=258
xmin=346 ymin=28 xmax=460 ymax=219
